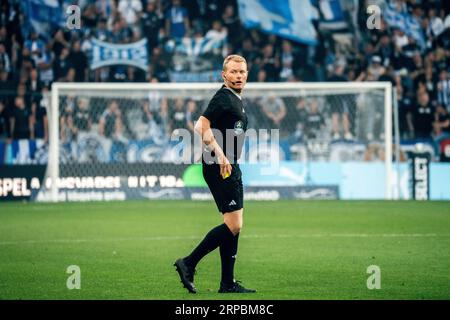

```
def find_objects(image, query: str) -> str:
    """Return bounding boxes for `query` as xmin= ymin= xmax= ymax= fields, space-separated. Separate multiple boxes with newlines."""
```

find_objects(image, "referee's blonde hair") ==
xmin=223 ymin=54 xmax=247 ymax=71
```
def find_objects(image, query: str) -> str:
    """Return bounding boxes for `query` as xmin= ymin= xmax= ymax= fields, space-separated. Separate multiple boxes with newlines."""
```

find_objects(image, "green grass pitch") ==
xmin=0 ymin=200 xmax=449 ymax=300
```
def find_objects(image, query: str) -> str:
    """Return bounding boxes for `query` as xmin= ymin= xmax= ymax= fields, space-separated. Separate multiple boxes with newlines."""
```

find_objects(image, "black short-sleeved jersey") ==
xmin=202 ymin=85 xmax=248 ymax=163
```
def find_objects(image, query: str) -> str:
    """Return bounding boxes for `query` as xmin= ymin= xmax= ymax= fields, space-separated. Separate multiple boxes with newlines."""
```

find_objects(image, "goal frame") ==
xmin=49 ymin=81 xmax=394 ymax=201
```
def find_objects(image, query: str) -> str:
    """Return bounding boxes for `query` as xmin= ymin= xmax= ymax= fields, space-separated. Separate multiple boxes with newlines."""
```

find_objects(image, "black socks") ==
xmin=184 ymin=223 xmax=239 ymax=286
xmin=220 ymin=231 xmax=239 ymax=286
xmin=185 ymin=223 xmax=232 ymax=269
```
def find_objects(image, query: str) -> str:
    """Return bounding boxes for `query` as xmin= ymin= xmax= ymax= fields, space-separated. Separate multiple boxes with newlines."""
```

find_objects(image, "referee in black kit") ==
xmin=174 ymin=55 xmax=256 ymax=294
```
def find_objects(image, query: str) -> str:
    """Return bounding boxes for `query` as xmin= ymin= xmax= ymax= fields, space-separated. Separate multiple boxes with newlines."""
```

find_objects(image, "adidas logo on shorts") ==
xmin=229 ymin=200 xmax=237 ymax=206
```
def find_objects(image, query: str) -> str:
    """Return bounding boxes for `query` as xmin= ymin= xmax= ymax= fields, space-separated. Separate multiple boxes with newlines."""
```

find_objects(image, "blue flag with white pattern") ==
xmin=237 ymin=0 xmax=319 ymax=45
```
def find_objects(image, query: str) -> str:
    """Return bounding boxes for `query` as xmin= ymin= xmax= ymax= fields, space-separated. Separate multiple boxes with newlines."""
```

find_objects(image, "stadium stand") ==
xmin=0 ymin=0 xmax=449 ymax=164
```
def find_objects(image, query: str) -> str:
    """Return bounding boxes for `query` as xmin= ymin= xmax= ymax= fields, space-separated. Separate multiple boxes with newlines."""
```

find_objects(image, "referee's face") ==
xmin=222 ymin=61 xmax=248 ymax=93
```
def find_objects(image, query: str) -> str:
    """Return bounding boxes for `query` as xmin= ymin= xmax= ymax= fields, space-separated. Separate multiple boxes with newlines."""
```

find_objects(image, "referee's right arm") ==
xmin=195 ymin=116 xmax=232 ymax=177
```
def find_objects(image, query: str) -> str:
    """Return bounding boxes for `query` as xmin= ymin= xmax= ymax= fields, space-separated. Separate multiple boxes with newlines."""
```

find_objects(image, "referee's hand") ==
xmin=218 ymin=153 xmax=232 ymax=179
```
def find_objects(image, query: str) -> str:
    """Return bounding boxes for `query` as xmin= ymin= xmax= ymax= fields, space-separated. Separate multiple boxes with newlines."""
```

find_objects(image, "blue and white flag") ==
xmin=383 ymin=2 xmax=425 ymax=48
xmin=90 ymin=38 xmax=148 ymax=71
xmin=166 ymin=34 xmax=226 ymax=56
xmin=237 ymin=0 xmax=319 ymax=45
xmin=22 ymin=0 xmax=65 ymax=39
xmin=7 ymin=139 xmax=47 ymax=164
xmin=317 ymin=0 xmax=348 ymax=31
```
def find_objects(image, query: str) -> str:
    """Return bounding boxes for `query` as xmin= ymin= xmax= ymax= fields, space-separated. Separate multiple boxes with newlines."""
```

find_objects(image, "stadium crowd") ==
xmin=0 ymin=0 xmax=449 ymax=161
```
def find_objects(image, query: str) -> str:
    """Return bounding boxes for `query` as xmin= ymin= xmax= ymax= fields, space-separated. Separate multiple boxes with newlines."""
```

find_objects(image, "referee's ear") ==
xmin=221 ymin=71 xmax=227 ymax=83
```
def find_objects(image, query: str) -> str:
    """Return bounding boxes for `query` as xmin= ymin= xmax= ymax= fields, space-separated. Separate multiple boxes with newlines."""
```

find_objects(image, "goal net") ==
xmin=40 ymin=82 xmax=393 ymax=202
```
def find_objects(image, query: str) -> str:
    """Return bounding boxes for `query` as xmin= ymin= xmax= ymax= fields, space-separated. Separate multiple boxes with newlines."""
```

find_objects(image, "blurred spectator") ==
xmin=375 ymin=34 xmax=393 ymax=67
xmin=31 ymin=87 xmax=48 ymax=142
xmin=65 ymin=68 xmax=76 ymax=82
xmin=0 ymin=43 xmax=11 ymax=74
xmin=186 ymin=99 xmax=201 ymax=134
xmin=165 ymin=0 xmax=190 ymax=39
xmin=222 ymin=5 xmax=241 ymax=49
xmin=407 ymin=92 xmax=435 ymax=139
xmin=205 ymin=0 xmax=223 ymax=21
xmin=140 ymin=79 xmax=168 ymax=140
xmin=126 ymin=66 xmax=146 ymax=82
xmin=94 ymin=18 xmax=112 ymax=42
xmin=396 ymin=85 xmax=414 ymax=139
xmin=24 ymin=31 xmax=45 ymax=66
xmin=118 ymin=0 xmax=143 ymax=26
xmin=205 ymin=20 xmax=227 ymax=41
xmin=291 ymin=98 xmax=309 ymax=141
xmin=433 ymin=104 xmax=450 ymax=147
xmin=0 ymin=68 xmax=14 ymax=107
xmin=9 ymin=96 xmax=32 ymax=140
xmin=279 ymin=40 xmax=294 ymax=82
xmin=26 ymin=68 xmax=43 ymax=106
xmin=364 ymin=142 xmax=384 ymax=162
xmin=426 ymin=8 xmax=445 ymax=43
xmin=328 ymin=60 xmax=353 ymax=140
xmin=437 ymin=69 xmax=450 ymax=111
xmin=392 ymin=27 xmax=408 ymax=49
xmin=304 ymin=99 xmax=325 ymax=139
xmin=141 ymin=0 xmax=162 ymax=57
xmin=0 ymin=101 xmax=8 ymax=139
xmin=68 ymin=40 xmax=88 ymax=82
xmin=169 ymin=98 xmax=187 ymax=133
xmin=73 ymin=97 xmax=92 ymax=133
xmin=82 ymin=3 xmax=100 ymax=30
xmin=415 ymin=65 xmax=438 ymax=100
xmin=20 ymin=47 xmax=36 ymax=78
xmin=255 ymin=68 xmax=266 ymax=82
xmin=16 ymin=83 xmax=31 ymax=109
xmin=95 ymin=0 xmax=113 ymax=19
xmin=35 ymin=43 xmax=54 ymax=87
xmin=239 ymin=38 xmax=258 ymax=68
xmin=149 ymin=47 xmax=170 ymax=82
xmin=111 ymin=18 xmax=133 ymax=44
xmin=51 ymin=29 xmax=70 ymax=58
xmin=259 ymin=94 xmax=286 ymax=129
xmin=367 ymin=55 xmax=385 ymax=80
xmin=99 ymin=100 xmax=125 ymax=141
xmin=53 ymin=47 xmax=72 ymax=81
xmin=60 ymin=102 xmax=76 ymax=143
xmin=260 ymin=44 xmax=279 ymax=82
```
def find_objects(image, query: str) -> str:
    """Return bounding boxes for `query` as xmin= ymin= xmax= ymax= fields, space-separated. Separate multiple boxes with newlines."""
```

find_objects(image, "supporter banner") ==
xmin=237 ymin=0 xmax=318 ymax=45
xmin=383 ymin=2 xmax=425 ymax=48
xmin=90 ymin=38 xmax=148 ymax=71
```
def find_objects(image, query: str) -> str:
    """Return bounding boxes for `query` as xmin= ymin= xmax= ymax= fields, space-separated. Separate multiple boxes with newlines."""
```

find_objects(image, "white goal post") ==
xmin=49 ymin=81 xmax=394 ymax=202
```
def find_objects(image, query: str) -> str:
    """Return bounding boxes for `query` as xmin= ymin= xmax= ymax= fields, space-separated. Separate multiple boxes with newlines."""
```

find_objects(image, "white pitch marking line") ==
xmin=0 ymin=234 xmax=449 ymax=246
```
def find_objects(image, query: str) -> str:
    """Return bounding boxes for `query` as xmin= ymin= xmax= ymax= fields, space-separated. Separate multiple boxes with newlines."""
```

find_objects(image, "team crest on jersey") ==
xmin=234 ymin=120 xmax=244 ymax=135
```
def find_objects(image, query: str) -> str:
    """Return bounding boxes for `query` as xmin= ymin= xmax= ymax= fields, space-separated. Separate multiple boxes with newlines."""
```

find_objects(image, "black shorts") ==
xmin=202 ymin=163 xmax=243 ymax=214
